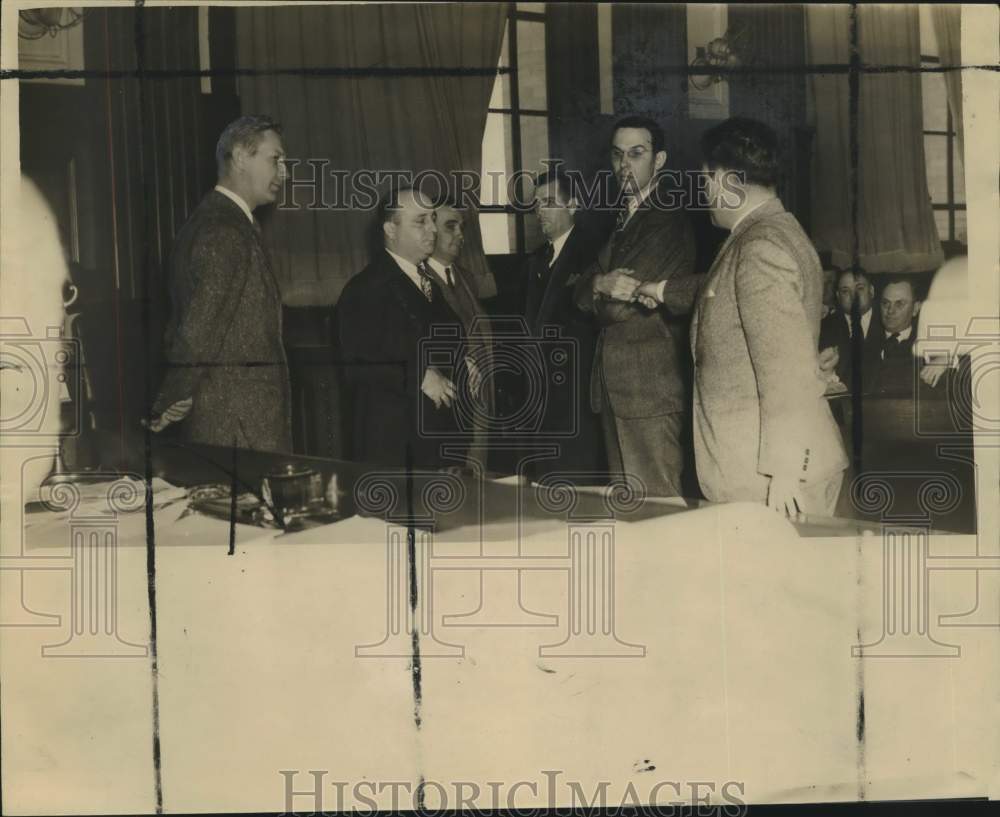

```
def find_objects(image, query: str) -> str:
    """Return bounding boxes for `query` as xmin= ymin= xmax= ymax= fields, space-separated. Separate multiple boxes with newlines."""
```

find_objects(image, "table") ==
xmin=2 ymin=441 xmax=995 ymax=813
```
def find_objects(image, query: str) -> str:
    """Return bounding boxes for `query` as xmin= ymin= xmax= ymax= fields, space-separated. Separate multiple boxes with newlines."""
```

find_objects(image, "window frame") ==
xmin=479 ymin=3 xmax=549 ymax=256
xmin=921 ymin=53 xmax=966 ymax=246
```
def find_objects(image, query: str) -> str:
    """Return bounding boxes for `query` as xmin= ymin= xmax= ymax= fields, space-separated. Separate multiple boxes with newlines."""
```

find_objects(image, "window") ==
xmin=919 ymin=7 xmax=966 ymax=246
xmin=479 ymin=3 xmax=549 ymax=255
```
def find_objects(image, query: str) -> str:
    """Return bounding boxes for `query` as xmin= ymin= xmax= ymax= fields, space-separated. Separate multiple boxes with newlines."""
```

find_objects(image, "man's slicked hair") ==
xmin=700 ymin=117 xmax=780 ymax=188
xmin=216 ymin=114 xmax=282 ymax=175
xmin=612 ymin=115 xmax=666 ymax=155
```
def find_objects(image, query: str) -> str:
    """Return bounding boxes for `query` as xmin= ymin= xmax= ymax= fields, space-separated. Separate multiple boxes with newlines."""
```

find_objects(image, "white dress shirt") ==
xmin=426 ymin=257 xmax=456 ymax=288
xmin=214 ymin=185 xmax=254 ymax=224
xmin=844 ymin=308 xmax=873 ymax=338
xmin=548 ymin=226 xmax=574 ymax=267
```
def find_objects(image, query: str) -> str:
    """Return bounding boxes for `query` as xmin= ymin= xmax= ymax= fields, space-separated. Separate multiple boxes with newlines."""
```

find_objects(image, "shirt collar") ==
xmin=844 ymin=308 xmax=873 ymax=337
xmin=549 ymin=226 xmax=574 ymax=265
xmin=425 ymin=257 xmax=452 ymax=284
xmin=385 ymin=248 xmax=423 ymax=288
xmin=214 ymin=185 xmax=254 ymax=224
xmin=886 ymin=324 xmax=912 ymax=341
xmin=730 ymin=197 xmax=777 ymax=234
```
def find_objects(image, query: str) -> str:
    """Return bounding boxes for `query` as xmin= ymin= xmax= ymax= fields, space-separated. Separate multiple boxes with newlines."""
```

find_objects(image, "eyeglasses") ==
xmin=611 ymin=147 xmax=651 ymax=163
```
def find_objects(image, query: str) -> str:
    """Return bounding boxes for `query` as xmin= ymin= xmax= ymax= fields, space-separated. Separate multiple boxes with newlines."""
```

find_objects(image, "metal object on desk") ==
xmin=262 ymin=464 xmax=340 ymax=530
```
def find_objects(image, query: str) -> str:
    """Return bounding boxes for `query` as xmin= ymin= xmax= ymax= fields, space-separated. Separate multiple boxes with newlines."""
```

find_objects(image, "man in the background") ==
xmin=870 ymin=277 xmax=946 ymax=395
xmin=573 ymin=116 xmax=697 ymax=497
xmin=819 ymin=269 xmax=882 ymax=391
xmin=150 ymin=114 xmax=292 ymax=452
xmin=524 ymin=169 xmax=606 ymax=479
xmin=338 ymin=187 xmax=469 ymax=469
xmin=425 ymin=201 xmax=492 ymax=465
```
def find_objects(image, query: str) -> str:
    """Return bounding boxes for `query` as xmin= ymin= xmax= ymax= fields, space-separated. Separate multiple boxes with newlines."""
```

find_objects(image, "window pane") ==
xmin=488 ymin=23 xmax=511 ymax=109
xmin=517 ymin=20 xmax=547 ymax=110
xmin=954 ymin=210 xmax=967 ymax=244
xmin=921 ymin=70 xmax=948 ymax=132
xmin=517 ymin=3 xmax=546 ymax=14
xmin=519 ymin=115 xmax=550 ymax=177
xmin=481 ymin=113 xmax=513 ymax=207
xmin=953 ymin=140 xmax=965 ymax=204
xmin=933 ymin=209 xmax=951 ymax=243
xmin=924 ymin=134 xmax=948 ymax=202
xmin=480 ymin=212 xmax=516 ymax=255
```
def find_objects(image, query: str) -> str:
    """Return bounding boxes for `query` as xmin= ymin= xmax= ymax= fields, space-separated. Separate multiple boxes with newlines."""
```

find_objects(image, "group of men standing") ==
xmin=151 ymin=112 xmax=880 ymax=518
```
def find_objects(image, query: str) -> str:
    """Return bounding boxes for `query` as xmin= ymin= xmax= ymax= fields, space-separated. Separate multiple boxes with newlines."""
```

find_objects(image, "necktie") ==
xmin=252 ymin=218 xmax=263 ymax=238
xmin=882 ymin=332 xmax=901 ymax=359
xmin=444 ymin=266 xmax=455 ymax=289
xmin=615 ymin=196 xmax=633 ymax=232
xmin=417 ymin=263 xmax=434 ymax=303
xmin=541 ymin=243 xmax=554 ymax=274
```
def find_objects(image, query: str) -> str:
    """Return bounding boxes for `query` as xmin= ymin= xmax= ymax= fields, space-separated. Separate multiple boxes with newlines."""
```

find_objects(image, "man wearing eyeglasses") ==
xmin=573 ymin=116 xmax=698 ymax=497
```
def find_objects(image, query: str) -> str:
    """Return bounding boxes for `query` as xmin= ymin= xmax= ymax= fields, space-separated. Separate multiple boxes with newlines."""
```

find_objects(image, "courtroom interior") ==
xmin=13 ymin=3 xmax=981 ymax=533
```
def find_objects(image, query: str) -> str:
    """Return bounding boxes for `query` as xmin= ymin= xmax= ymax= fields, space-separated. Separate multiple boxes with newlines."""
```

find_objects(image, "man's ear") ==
xmin=231 ymin=144 xmax=249 ymax=173
xmin=654 ymin=150 xmax=667 ymax=174
xmin=383 ymin=220 xmax=396 ymax=243
xmin=567 ymin=197 xmax=580 ymax=215
xmin=913 ymin=300 xmax=922 ymax=316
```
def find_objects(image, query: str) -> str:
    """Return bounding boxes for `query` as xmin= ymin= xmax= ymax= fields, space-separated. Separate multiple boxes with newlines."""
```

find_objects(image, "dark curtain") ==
xmin=807 ymin=5 xmax=944 ymax=273
xmin=235 ymin=4 xmax=506 ymax=305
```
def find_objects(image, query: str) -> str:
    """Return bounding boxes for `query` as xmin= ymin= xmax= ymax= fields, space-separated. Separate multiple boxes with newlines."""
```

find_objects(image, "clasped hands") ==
xmin=593 ymin=268 xmax=662 ymax=309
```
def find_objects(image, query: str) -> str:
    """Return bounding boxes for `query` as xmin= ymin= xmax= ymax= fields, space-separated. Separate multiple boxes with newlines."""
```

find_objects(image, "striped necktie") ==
xmin=416 ymin=263 xmax=435 ymax=302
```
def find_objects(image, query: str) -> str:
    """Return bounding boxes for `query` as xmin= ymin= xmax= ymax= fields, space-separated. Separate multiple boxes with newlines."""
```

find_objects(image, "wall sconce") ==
xmin=689 ymin=22 xmax=750 ymax=91
xmin=18 ymin=8 xmax=84 ymax=40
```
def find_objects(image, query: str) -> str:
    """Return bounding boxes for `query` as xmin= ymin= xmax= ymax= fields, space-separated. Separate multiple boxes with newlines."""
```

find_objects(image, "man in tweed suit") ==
xmin=686 ymin=118 xmax=847 ymax=516
xmin=573 ymin=116 xmax=697 ymax=497
xmin=150 ymin=115 xmax=292 ymax=452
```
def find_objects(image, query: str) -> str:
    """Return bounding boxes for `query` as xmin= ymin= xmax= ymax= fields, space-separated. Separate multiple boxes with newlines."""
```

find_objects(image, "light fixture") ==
xmin=18 ymin=8 xmax=84 ymax=40
xmin=689 ymin=22 xmax=750 ymax=91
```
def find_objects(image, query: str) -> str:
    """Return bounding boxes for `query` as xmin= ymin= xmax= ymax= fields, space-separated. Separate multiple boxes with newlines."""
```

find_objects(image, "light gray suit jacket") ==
xmin=691 ymin=199 xmax=847 ymax=503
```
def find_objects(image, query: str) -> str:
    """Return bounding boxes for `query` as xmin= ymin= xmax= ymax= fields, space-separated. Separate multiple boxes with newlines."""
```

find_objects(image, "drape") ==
xmin=932 ymin=5 xmax=964 ymax=164
xmin=806 ymin=5 xmax=944 ymax=273
xmin=235 ymin=4 xmax=506 ymax=305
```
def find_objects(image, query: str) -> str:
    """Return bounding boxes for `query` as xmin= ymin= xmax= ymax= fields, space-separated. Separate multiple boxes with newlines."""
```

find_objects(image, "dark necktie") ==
xmin=540 ymin=243 xmax=554 ymax=275
xmin=614 ymin=206 xmax=629 ymax=233
xmin=252 ymin=217 xmax=263 ymax=238
xmin=883 ymin=332 xmax=901 ymax=358
xmin=416 ymin=263 xmax=435 ymax=303
xmin=444 ymin=266 xmax=455 ymax=289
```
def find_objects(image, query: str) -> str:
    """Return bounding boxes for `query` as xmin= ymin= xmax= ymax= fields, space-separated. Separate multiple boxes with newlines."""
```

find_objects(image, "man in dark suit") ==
xmin=150 ymin=114 xmax=292 ymax=452
xmin=573 ymin=116 xmax=697 ymax=497
xmin=337 ymin=187 xmax=470 ymax=469
xmin=524 ymin=169 xmax=606 ymax=479
xmin=425 ymin=201 xmax=493 ymax=466
xmin=818 ymin=269 xmax=882 ymax=393
xmin=870 ymin=277 xmax=933 ymax=397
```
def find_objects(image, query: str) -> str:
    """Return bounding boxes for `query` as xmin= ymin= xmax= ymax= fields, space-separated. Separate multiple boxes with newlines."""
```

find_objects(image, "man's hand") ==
xmin=422 ymin=367 xmax=456 ymax=409
xmin=465 ymin=355 xmax=484 ymax=400
xmin=594 ymin=268 xmax=641 ymax=302
xmin=144 ymin=397 xmax=193 ymax=432
xmin=818 ymin=346 xmax=839 ymax=378
xmin=633 ymin=280 xmax=663 ymax=310
xmin=766 ymin=474 xmax=805 ymax=519
xmin=920 ymin=363 xmax=948 ymax=388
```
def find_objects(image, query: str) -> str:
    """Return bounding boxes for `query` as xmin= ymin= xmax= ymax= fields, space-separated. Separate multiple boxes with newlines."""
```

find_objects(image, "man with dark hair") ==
xmin=523 ymin=168 xmax=607 ymax=478
xmin=150 ymin=114 xmax=293 ymax=451
xmin=683 ymin=117 xmax=848 ymax=516
xmin=425 ymin=200 xmax=493 ymax=465
xmin=337 ymin=186 xmax=469 ymax=469
xmin=572 ymin=116 xmax=697 ymax=496
xmin=819 ymin=269 xmax=882 ymax=391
